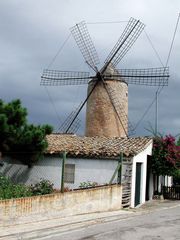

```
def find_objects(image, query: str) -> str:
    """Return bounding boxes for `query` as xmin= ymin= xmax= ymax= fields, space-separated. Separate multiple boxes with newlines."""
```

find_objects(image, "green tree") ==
xmin=177 ymin=136 xmax=180 ymax=147
xmin=0 ymin=99 xmax=27 ymax=151
xmin=174 ymin=136 xmax=180 ymax=184
xmin=0 ymin=99 xmax=53 ymax=166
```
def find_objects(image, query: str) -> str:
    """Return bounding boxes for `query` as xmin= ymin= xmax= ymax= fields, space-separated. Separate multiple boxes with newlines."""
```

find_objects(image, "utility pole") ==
xmin=155 ymin=90 xmax=159 ymax=135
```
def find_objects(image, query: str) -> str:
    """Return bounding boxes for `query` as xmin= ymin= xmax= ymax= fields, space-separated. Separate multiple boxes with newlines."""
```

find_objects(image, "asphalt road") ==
xmin=46 ymin=205 xmax=180 ymax=240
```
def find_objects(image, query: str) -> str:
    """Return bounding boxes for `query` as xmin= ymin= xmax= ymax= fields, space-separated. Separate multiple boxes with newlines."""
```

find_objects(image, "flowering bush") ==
xmin=30 ymin=179 xmax=54 ymax=195
xmin=152 ymin=135 xmax=180 ymax=176
xmin=79 ymin=181 xmax=98 ymax=188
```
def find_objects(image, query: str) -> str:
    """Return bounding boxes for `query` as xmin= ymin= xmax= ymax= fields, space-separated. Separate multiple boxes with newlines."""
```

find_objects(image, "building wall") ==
xmin=164 ymin=176 xmax=173 ymax=187
xmin=148 ymin=172 xmax=154 ymax=200
xmin=63 ymin=157 xmax=118 ymax=189
xmin=0 ymin=156 xmax=118 ymax=189
xmin=154 ymin=175 xmax=173 ymax=193
xmin=131 ymin=143 xmax=153 ymax=208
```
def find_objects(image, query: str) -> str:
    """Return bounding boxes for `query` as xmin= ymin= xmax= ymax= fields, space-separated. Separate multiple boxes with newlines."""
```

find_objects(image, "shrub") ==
xmin=0 ymin=174 xmax=54 ymax=200
xmin=0 ymin=174 xmax=13 ymax=199
xmin=0 ymin=174 xmax=11 ymax=188
xmin=13 ymin=184 xmax=32 ymax=198
xmin=30 ymin=179 xmax=54 ymax=195
xmin=173 ymin=169 xmax=180 ymax=185
xmin=79 ymin=181 xmax=98 ymax=189
xmin=0 ymin=174 xmax=32 ymax=199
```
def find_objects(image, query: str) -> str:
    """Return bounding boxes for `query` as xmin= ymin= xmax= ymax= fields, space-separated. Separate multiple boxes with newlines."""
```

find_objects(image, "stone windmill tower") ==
xmin=85 ymin=64 xmax=128 ymax=137
xmin=41 ymin=18 xmax=169 ymax=138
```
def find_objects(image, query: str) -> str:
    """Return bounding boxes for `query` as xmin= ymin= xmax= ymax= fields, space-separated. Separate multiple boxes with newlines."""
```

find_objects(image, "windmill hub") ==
xmin=96 ymin=72 xmax=102 ymax=82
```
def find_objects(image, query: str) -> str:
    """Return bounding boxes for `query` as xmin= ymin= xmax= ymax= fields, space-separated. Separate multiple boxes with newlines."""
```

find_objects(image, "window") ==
xmin=64 ymin=164 xmax=75 ymax=183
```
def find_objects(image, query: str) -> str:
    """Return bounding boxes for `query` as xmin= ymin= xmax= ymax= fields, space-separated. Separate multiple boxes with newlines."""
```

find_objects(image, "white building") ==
xmin=0 ymin=134 xmax=153 ymax=208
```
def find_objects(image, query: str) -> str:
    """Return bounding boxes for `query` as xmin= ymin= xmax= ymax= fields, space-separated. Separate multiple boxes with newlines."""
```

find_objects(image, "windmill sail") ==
xmin=103 ymin=18 xmax=145 ymax=71
xmin=41 ymin=70 xmax=90 ymax=86
xmin=41 ymin=17 xmax=169 ymax=139
xmin=70 ymin=21 xmax=100 ymax=72
xmin=104 ymin=67 xmax=169 ymax=86
xmin=58 ymin=103 xmax=82 ymax=134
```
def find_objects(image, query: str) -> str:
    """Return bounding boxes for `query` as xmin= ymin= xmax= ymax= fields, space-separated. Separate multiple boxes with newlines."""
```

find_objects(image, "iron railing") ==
xmin=162 ymin=186 xmax=180 ymax=200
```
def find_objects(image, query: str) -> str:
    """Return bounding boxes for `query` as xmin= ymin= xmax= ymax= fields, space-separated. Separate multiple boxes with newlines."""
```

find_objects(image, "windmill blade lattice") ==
xmin=104 ymin=18 xmax=145 ymax=69
xmin=58 ymin=102 xmax=82 ymax=134
xmin=104 ymin=67 xmax=169 ymax=86
xmin=70 ymin=21 xmax=100 ymax=72
xmin=41 ymin=69 xmax=90 ymax=86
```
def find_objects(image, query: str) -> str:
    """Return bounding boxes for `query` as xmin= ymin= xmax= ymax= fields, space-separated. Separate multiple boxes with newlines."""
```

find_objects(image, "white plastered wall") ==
xmin=131 ymin=142 xmax=153 ymax=208
xmin=0 ymin=156 xmax=118 ymax=189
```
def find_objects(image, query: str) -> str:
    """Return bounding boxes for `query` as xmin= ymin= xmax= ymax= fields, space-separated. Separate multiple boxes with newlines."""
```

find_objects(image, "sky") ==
xmin=0 ymin=0 xmax=180 ymax=137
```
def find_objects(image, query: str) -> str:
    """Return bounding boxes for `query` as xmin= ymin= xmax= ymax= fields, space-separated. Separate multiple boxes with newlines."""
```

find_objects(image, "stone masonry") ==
xmin=85 ymin=79 xmax=128 ymax=138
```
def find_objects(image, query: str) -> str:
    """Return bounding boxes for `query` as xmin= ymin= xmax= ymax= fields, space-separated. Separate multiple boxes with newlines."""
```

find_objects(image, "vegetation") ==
xmin=0 ymin=174 xmax=54 ymax=200
xmin=177 ymin=136 xmax=180 ymax=147
xmin=173 ymin=169 xmax=180 ymax=184
xmin=30 ymin=179 xmax=54 ymax=195
xmin=79 ymin=181 xmax=98 ymax=188
xmin=0 ymin=99 xmax=53 ymax=166
xmin=174 ymin=136 xmax=180 ymax=184
xmin=152 ymin=134 xmax=180 ymax=176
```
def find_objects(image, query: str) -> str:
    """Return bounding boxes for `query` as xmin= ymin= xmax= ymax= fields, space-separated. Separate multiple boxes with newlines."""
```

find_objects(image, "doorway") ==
xmin=135 ymin=163 xmax=142 ymax=206
xmin=146 ymin=155 xmax=151 ymax=201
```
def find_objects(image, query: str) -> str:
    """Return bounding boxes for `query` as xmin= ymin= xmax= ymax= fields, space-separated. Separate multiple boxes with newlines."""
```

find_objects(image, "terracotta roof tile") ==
xmin=46 ymin=134 xmax=153 ymax=158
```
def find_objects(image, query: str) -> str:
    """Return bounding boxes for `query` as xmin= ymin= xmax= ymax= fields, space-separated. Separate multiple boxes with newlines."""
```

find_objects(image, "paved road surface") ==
xmin=1 ymin=201 xmax=179 ymax=239
xmin=46 ymin=205 xmax=180 ymax=240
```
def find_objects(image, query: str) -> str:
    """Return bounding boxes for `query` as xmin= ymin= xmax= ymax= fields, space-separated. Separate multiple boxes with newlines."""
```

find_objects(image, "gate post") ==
xmin=109 ymin=152 xmax=123 ymax=185
xmin=61 ymin=151 xmax=66 ymax=193
xmin=118 ymin=152 xmax=123 ymax=184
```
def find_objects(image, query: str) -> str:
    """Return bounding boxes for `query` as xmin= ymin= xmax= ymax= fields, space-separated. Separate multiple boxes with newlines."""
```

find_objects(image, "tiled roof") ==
xmin=46 ymin=134 xmax=153 ymax=158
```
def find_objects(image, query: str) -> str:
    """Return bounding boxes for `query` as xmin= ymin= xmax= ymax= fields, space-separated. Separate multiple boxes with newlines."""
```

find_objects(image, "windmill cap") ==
xmin=103 ymin=62 xmax=119 ymax=75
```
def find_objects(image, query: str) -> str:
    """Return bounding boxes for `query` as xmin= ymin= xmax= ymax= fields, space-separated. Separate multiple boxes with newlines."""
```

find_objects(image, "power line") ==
xmin=134 ymin=29 xmax=164 ymax=130
xmin=44 ymin=86 xmax=61 ymax=128
xmin=134 ymin=13 xmax=180 ymax=132
xmin=44 ymin=33 xmax=72 ymax=130
xmin=144 ymin=30 xmax=164 ymax=67
xmin=143 ymin=29 xmax=165 ymax=134
xmin=134 ymin=96 xmax=156 ymax=130
xmin=158 ymin=12 xmax=180 ymax=95
xmin=87 ymin=21 xmax=128 ymax=25
xmin=165 ymin=13 xmax=180 ymax=68
xmin=153 ymin=13 xmax=180 ymax=134
xmin=47 ymin=33 xmax=71 ymax=69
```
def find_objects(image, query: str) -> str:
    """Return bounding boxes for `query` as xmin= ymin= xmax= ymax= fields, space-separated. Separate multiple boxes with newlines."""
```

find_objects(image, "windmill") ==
xmin=41 ymin=18 xmax=169 ymax=138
